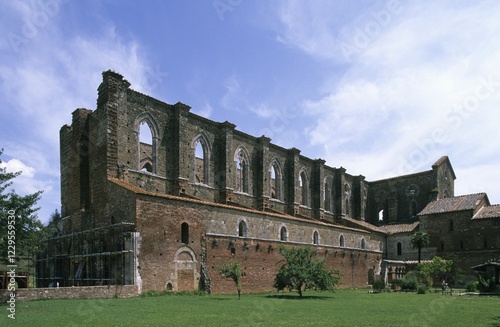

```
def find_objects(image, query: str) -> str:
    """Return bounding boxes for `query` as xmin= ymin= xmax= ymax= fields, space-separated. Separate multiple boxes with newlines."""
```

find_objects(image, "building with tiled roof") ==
xmin=34 ymin=71 xmax=500 ymax=294
xmin=419 ymin=193 xmax=488 ymax=215
xmin=419 ymin=193 xmax=500 ymax=284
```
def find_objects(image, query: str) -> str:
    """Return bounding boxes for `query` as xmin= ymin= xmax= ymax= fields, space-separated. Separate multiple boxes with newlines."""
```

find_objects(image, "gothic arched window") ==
xmin=270 ymin=159 xmax=282 ymax=200
xmin=238 ymin=220 xmax=248 ymax=238
xmin=235 ymin=147 xmax=250 ymax=193
xmin=280 ymin=226 xmax=288 ymax=242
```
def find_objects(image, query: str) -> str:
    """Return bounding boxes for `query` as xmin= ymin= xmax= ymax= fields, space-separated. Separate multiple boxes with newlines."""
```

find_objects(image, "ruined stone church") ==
xmin=36 ymin=70 xmax=500 ymax=292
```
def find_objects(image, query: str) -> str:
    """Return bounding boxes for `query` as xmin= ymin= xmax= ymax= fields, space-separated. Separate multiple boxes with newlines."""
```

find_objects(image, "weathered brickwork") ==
xmin=37 ymin=70 xmax=499 ymax=294
xmin=0 ymin=285 xmax=138 ymax=302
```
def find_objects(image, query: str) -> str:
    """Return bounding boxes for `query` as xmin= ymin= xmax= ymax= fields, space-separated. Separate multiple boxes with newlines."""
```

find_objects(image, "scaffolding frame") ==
xmin=35 ymin=222 xmax=136 ymax=288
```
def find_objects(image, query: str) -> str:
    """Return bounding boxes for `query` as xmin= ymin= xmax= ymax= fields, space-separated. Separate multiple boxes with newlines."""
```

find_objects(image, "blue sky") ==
xmin=1 ymin=0 xmax=500 ymax=224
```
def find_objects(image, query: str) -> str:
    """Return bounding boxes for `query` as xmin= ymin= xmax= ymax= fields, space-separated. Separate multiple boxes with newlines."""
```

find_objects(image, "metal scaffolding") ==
xmin=35 ymin=222 xmax=136 ymax=288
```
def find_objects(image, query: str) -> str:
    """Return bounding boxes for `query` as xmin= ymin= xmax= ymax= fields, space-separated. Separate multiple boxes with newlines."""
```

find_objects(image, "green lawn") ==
xmin=1 ymin=290 xmax=500 ymax=327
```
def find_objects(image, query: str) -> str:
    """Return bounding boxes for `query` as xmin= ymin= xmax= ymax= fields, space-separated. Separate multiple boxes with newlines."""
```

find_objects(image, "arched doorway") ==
xmin=174 ymin=246 xmax=199 ymax=292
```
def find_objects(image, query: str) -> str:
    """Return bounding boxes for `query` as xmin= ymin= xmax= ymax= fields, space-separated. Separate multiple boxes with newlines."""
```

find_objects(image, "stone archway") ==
xmin=174 ymin=246 xmax=199 ymax=292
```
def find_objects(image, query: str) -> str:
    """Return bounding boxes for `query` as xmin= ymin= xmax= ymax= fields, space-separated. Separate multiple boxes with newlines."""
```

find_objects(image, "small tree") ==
xmin=217 ymin=261 xmax=242 ymax=299
xmin=274 ymin=245 xmax=341 ymax=297
xmin=411 ymin=231 xmax=430 ymax=263
xmin=418 ymin=256 xmax=454 ymax=288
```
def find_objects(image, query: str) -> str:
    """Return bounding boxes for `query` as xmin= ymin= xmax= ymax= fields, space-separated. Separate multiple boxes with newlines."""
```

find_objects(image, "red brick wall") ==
xmin=207 ymin=237 xmax=381 ymax=294
xmin=134 ymin=195 xmax=382 ymax=294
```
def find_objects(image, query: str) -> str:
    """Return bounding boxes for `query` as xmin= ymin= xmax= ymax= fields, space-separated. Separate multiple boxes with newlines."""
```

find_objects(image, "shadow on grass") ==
xmin=210 ymin=297 xmax=237 ymax=301
xmin=490 ymin=316 xmax=500 ymax=327
xmin=266 ymin=294 xmax=333 ymax=300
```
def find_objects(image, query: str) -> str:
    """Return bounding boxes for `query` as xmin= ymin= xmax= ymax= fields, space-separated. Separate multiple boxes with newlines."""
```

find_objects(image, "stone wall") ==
xmin=130 ymin=185 xmax=384 ymax=293
xmin=420 ymin=209 xmax=500 ymax=280
xmin=0 ymin=285 xmax=139 ymax=302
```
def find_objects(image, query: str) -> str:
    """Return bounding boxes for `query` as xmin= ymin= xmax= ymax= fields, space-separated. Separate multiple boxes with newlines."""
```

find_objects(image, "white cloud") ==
xmin=1 ymin=158 xmax=35 ymax=178
xmin=272 ymin=1 xmax=500 ymax=203
xmin=0 ymin=157 xmax=49 ymax=195
xmin=0 ymin=3 xmax=158 ymax=223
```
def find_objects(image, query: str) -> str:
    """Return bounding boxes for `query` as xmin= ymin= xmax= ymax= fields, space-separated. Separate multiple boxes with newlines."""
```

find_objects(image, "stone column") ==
xmin=217 ymin=121 xmax=236 ymax=204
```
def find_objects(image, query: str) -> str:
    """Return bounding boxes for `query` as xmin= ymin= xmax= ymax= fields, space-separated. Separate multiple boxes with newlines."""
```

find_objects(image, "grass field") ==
xmin=1 ymin=289 xmax=500 ymax=326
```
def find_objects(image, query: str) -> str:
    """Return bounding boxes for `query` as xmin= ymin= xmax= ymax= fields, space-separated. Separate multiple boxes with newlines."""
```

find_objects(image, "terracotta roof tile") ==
xmin=342 ymin=218 xmax=419 ymax=235
xmin=379 ymin=222 xmax=420 ymax=235
xmin=473 ymin=204 xmax=500 ymax=219
xmin=108 ymin=178 xmax=367 ymax=233
xmin=419 ymin=193 xmax=487 ymax=215
xmin=342 ymin=217 xmax=385 ymax=233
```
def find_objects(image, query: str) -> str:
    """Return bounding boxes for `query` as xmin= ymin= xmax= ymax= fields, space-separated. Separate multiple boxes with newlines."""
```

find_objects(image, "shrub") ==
xmin=478 ymin=276 xmax=496 ymax=293
xmin=417 ymin=285 xmax=428 ymax=294
xmin=401 ymin=274 xmax=419 ymax=291
xmin=372 ymin=279 xmax=386 ymax=292
xmin=390 ymin=279 xmax=402 ymax=290
xmin=465 ymin=281 xmax=478 ymax=292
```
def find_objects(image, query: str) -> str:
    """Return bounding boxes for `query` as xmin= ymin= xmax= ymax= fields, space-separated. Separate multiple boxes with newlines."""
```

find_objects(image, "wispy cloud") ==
xmin=0 ymin=4 xmax=158 ymax=222
xmin=192 ymin=101 xmax=214 ymax=118
xmin=272 ymin=1 xmax=500 ymax=200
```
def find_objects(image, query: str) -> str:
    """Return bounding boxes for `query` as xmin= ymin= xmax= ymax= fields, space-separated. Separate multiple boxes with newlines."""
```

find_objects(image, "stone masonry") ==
xmin=35 ymin=70 xmax=500 ymax=293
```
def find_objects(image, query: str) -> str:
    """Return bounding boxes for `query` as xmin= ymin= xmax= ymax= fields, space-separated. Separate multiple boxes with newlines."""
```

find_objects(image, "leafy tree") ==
xmin=417 ymin=256 xmax=454 ymax=288
xmin=411 ymin=231 xmax=430 ymax=263
xmin=274 ymin=245 xmax=341 ymax=297
xmin=42 ymin=209 xmax=62 ymax=238
xmin=217 ymin=261 xmax=243 ymax=299
xmin=0 ymin=150 xmax=43 ymax=266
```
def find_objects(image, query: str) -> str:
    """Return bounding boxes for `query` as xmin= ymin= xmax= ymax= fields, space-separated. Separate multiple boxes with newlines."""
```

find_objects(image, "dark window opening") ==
xmin=141 ymin=161 xmax=153 ymax=173
xmin=397 ymin=242 xmax=402 ymax=256
xmin=345 ymin=198 xmax=350 ymax=217
xmin=324 ymin=181 xmax=331 ymax=212
xmin=410 ymin=201 xmax=417 ymax=218
xmin=181 ymin=223 xmax=189 ymax=244
xmin=238 ymin=220 xmax=248 ymax=238
xmin=280 ymin=226 xmax=288 ymax=241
